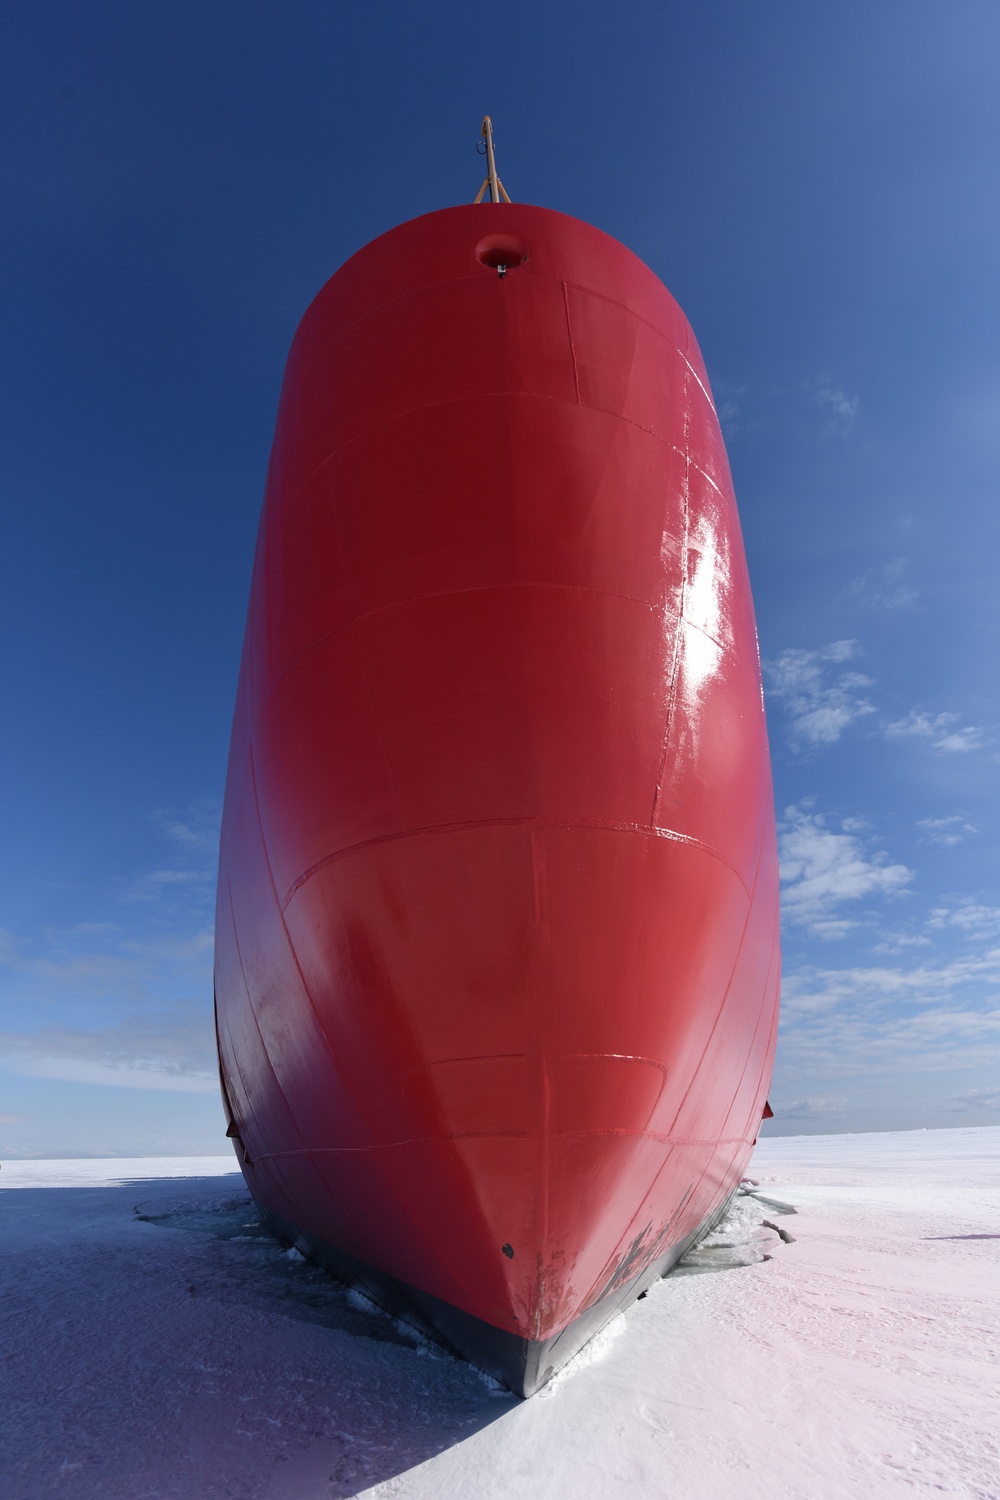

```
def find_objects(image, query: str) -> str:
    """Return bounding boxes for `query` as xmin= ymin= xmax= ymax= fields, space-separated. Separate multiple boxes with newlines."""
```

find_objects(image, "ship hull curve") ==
xmin=215 ymin=203 xmax=780 ymax=1394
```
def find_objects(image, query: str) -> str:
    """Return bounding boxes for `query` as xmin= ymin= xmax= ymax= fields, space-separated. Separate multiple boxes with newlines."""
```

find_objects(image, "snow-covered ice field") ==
xmin=3 ymin=1127 xmax=998 ymax=1499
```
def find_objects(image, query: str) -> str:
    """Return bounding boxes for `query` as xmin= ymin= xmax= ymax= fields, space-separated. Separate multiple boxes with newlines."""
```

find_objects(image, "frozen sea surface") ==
xmin=2 ymin=1127 xmax=999 ymax=1498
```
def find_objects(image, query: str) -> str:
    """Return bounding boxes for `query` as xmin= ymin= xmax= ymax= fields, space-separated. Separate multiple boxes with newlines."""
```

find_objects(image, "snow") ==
xmin=2 ymin=1128 xmax=999 ymax=1499
xmin=2 ymin=1155 xmax=238 ymax=1190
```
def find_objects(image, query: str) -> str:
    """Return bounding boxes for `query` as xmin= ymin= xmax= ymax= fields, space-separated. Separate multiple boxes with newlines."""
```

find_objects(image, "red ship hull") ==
xmin=214 ymin=203 xmax=780 ymax=1396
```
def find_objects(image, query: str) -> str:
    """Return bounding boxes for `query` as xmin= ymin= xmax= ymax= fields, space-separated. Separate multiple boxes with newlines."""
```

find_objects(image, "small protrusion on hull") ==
xmin=225 ymin=1119 xmax=253 ymax=1166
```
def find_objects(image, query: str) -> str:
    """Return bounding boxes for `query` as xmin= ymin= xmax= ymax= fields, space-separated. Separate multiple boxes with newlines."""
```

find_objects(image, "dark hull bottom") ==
xmin=256 ymin=1194 xmax=735 ymax=1398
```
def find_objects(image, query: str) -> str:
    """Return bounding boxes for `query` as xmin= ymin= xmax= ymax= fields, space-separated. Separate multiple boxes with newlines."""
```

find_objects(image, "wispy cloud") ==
xmin=773 ymin=1095 xmax=848 ymax=1119
xmin=873 ymin=930 xmax=933 ymax=953
xmin=764 ymin=641 xmax=875 ymax=749
xmin=153 ymin=800 xmax=221 ymax=854
xmin=944 ymin=1087 xmax=1000 ymax=1114
xmin=843 ymin=558 xmax=916 ymax=611
xmin=711 ymin=379 xmax=753 ymax=440
xmin=0 ymin=929 xmax=148 ymax=997
xmin=817 ymin=383 xmax=859 ymax=433
xmin=783 ymin=949 xmax=1000 ymax=1014
xmin=917 ymin=815 xmax=979 ymax=846
xmin=126 ymin=867 xmax=215 ymax=904
xmin=871 ymin=890 xmax=1000 ymax=953
xmin=0 ymin=1007 xmax=217 ymax=1093
xmin=0 ymin=926 xmax=213 ymax=1003
xmin=884 ymin=711 xmax=992 ymax=754
xmin=779 ymin=941 xmax=1000 ymax=1076
xmin=927 ymin=900 xmax=1000 ymax=940
xmin=0 ymin=801 xmax=220 ymax=1101
xmin=717 ymin=398 xmax=742 ymax=433
xmin=123 ymin=801 xmax=221 ymax=904
xmin=779 ymin=804 xmax=912 ymax=938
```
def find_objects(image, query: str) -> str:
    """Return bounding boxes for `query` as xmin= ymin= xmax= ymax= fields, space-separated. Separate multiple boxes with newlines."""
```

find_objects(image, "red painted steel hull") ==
xmin=214 ymin=203 xmax=780 ymax=1395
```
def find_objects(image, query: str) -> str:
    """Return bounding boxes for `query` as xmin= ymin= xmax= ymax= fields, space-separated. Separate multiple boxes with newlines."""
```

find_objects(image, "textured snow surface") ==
xmin=2 ymin=1127 xmax=999 ymax=1499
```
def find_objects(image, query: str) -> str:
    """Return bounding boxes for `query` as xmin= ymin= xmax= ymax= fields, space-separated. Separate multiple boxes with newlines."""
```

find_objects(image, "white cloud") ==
xmin=0 ymin=801 xmax=223 ymax=1144
xmin=0 ymin=928 xmax=148 ymax=996
xmin=935 ymin=728 xmax=990 ymax=753
xmin=711 ymin=380 xmax=749 ymax=439
xmin=153 ymin=800 xmax=221 ymax=853
xmin=944 ymin=1088 xmax=1000 ymax=1114
xmin=778 ymin=945 xmax=1000 ymax=1074
xmin=0 ymin=932 xmax=216 ymax=1107
xmin=764 ymin=641 xmax=875 ymax=749
xmin=817 ymin=384 xmax=859 ymax=432
xmin=126 ymin=866 xmax=215 ymax=903
xmin=0 ymin=1113 xmax=25 ymax=1124
xmin=783 ymin=950 xmax=1000 ymax=1012
xmin=873 ymin=931 xmax=933 ymax=953
xmin=120 ymin=801 xmax=221 ymax=903
xmin=917 ymin=816 xmax=979 ymax=846
xmin=774 ymin=1095 xmax=848 ymax=1119
xmin=0 ymin=926 xmax=213 ymax=1001
xmin=927 ymin=901 xmax=1000 ymax=940
xmin=779 ymin=804 xmax=912 ymax=938
xmin=0 ymin=1007 xmax=217 ymax=1094
xmin=884 ymin=711 xmax=991 ymax=754
xmin=121 ymin=930 xmax=214 ymax=966
xmin=843 ymin=558 xmax=916 ymax=611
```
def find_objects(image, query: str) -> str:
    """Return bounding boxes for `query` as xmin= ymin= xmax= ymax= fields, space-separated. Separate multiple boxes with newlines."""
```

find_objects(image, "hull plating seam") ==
xmin=293 ymin=273 xmax=717 ymax=420
xmin=278 ymin=387 xmax=725 ymax=520
xmin=279 ymin=814 xmax=752 ymax=911
xmin=248 ymin=1133 xmax=756 ymax=1162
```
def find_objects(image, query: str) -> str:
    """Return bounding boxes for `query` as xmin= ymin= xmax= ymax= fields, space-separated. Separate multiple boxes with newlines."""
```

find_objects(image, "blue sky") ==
xmin=2 ymin=1 xmax=998 ymax=1155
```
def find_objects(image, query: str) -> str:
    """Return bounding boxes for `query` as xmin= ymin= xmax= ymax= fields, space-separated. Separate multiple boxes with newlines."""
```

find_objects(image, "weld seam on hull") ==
xmin=293 ymin=263 xmax=702 ymax=417
xmin=277 ymin=385 xmax=721 ymax=522
xmin=278 ymin=815 xmax=751 ymax=912
xmin=259 ymin=584 xmax=737 ymax=723
xmin=258 ymin=579 xmax=663 ymax=713
xmin=251 ymin=1132 xmax=754 ymax=1162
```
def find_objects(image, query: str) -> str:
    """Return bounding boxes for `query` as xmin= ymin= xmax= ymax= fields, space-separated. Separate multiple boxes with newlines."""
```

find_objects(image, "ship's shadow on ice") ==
xmin=7 ymin=1176 xmax=512 ymax=1500
xmin=131 ymin=1177 xmax=518 ymax=1496
xmin=136 ymin=1191 xmax=422 ymax=1348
